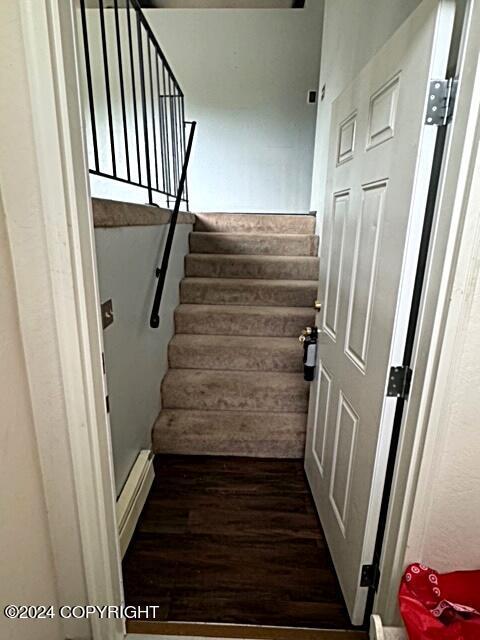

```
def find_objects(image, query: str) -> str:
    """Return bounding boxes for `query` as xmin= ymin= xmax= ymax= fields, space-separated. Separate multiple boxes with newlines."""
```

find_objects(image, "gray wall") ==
xmin=95 ymin=222 xmax=192 ymax=495
xmin=310 ymin=0 xmax=422 ymax=218
xmin=147 ymin=4 xmax=323 ymax=213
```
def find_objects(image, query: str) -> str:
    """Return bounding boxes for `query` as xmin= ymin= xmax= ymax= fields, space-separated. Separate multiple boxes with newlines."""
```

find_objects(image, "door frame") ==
xmin=10 ymin=1 xmax=124 ymax=639
xmin=363 ymin=0 xmax=469 ymax=623
xmin=10 ymin=1 xmax=480 ymax=639
xmin=375 ymin=0 xmax=480 ymax=623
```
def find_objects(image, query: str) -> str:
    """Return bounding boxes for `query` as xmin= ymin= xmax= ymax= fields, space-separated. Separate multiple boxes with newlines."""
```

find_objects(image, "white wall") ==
xmin=0 ymin=194 xmax=62 ymax=640
xmin=310 ymin=0 xmax=422 ymax=218
xmin=95 ymin=222 xmax=192 ymax=495
xmin=415 ymin=256 xmax=480 ymax=570
xmin=84 ymin=4 xmax=323 ymax=213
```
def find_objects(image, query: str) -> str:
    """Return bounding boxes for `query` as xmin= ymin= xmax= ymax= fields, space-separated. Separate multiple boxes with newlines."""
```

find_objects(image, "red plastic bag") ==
xmin=399 ymin=563 xmax=480 ymax=639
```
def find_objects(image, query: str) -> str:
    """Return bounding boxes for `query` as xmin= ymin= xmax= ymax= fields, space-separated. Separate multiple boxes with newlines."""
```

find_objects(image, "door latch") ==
xmin=299 ymin=326 xmax=318 ymax=381
xmin=101 ymin=299 xmax=114 ymax=330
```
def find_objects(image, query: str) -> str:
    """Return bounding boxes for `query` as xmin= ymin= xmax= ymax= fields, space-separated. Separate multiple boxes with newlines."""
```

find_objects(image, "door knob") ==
xmin=314 ymin=300 xmax=322 ymax=311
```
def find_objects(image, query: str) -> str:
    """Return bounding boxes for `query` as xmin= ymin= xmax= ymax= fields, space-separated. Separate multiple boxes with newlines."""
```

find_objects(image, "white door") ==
xmin=305 ymin=0 xmax=454 ymax=625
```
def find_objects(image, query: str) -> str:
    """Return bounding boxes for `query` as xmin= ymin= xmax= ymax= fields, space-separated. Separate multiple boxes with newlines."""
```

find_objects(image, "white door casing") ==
xmin=305 ymin=0 xmax=454 ymax=625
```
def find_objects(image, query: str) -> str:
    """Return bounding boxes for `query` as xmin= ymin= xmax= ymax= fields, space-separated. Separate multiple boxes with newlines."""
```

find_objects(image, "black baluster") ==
xmin=98 ymin=0 xmax=116 ymax=176
xmin=136 ymin=13 xmax=152 ymax=204
xmin=114 ymin=0 xmax=130 ymax=181
xmin=126 ymin=0 xmax=141 ymax=183
xmin=80 ymin=0 xmax=100 ymax=173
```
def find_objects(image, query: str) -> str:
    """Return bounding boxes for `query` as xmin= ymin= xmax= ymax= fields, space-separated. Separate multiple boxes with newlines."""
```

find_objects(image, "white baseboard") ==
xmin=116 ymin=449 xmax=155 ymax=557
xmin=370 ymin=615 xmax=406 ymax=640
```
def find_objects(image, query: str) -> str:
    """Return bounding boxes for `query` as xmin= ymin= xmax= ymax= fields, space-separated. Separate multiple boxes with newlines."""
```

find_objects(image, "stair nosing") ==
xmin=157 ymin=407 xmax=308 ymax=415
xmin=189 ymin=231 xmax=318 ymax=237
xmin=186 ymin=253 xmax=319 ymax=261
xmin=181 ymin=277 xmax=318 ymax=285
xmin=175 ymin=303 xmax=315 ymax=315
xmin=170 ymin=334 xmax=299 ymax=342
xmin=166 ymin=366 xmax=303 ymax=375
xmin=164 ymin=367 xmax=305 ymax=375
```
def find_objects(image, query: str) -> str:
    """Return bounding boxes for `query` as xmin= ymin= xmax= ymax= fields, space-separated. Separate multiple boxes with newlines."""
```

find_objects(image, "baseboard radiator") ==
xmin=116 ymin=449 xmax=154 ymax=557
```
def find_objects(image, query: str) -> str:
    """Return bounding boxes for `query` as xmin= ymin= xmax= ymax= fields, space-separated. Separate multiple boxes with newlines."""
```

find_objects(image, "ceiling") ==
xmin=138 ymin=0 xmax=305 ymax=8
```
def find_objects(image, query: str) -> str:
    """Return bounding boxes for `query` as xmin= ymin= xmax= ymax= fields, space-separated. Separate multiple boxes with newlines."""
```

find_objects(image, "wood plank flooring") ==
xmin=123 ymin=455 xmax=356 ymax=630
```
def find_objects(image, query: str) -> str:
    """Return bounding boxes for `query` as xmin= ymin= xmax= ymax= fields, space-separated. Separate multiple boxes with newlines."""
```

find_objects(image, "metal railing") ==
xmin=150 ymin=120 xmax=196 ymax=328
xmin=79 ymin=0 xmax=191 ymax=209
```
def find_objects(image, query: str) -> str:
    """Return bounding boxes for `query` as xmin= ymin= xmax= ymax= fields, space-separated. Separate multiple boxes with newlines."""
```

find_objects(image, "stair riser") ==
xmin=194 ymin=213 xmax=315 ymax=235
xmin=189 ymin=233 xmax=318 ymax=257
xmin=169 ymin=342 xmax=302 ymax=372
xmin=185 ymin=255 xmax=319 ymax=280
xmin=180 ymin=279 xmax=317 ymax=307
xmin=153 ymin=410 xmax=306 ymax=458
xmin=162 ymin=373 xmax=309 ymax=413
xmin=175 ymin=306 xmax=315 ymax=337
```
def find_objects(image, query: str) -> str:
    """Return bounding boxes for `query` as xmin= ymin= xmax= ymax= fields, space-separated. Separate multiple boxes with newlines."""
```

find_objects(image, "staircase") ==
xmin=152 ymin=213 xmax=319 ymax=458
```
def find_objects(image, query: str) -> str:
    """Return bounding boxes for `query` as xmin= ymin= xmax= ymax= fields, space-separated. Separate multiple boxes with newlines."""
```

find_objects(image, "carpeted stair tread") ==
xmin=162 ymin=369 xmax=309 ymax=413
xmin=180 ymin=277 xmax=317 ymax=307
xmin=153 ymin=409 xmax=306 ymax=458
xmin=174 ymin=304 xmax=315 ymax=337
xmin=194 ymin=213 xmax=315 ymax=234
xmin=169 ymin=334 xmax=302 ymax=372
xmin=185 ymin=254 xmax=319 ymax=280
xmin=153 ymin=210 xmax=319 ymax=458
xmin=189 ymin=232 xmax=318 ymax=256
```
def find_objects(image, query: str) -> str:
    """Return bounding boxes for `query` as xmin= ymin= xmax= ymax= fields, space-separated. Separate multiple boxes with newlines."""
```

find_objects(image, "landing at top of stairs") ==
xmin=194 ymin=212 xmax=315 ymax=234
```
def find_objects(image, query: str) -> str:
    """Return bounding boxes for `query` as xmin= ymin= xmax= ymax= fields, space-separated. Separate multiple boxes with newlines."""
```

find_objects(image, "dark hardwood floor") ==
xmin=122 ymin=455 xmax=354 ymax=629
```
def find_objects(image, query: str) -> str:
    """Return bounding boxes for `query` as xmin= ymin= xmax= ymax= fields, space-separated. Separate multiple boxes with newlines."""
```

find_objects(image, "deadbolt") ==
xmin=314 ymin=300 xmax=322 ymax=311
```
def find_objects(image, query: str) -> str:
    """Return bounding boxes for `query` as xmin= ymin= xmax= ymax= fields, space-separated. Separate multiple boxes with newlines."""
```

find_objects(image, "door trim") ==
xmin=13 ymin=1 xmax=124 ymax=639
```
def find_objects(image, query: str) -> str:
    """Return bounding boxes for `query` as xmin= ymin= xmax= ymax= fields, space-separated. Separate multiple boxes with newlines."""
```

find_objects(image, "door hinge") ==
xmin=425 ymin=78 xmax=457 ymax=126
xmin=387 ymin=366 xmax=412 ymax=399
xmin=105 ymin=394 xmax=110 ymax=414
xmin=360 ymin=563 xmax=381 ymax=591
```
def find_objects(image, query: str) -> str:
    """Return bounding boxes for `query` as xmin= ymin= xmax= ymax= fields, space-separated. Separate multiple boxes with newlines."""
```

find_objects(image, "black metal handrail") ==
xmin=79 ymin=0 xmax=190 ymax=209
xmin=150 ymin=121 xmax=196 ymax=328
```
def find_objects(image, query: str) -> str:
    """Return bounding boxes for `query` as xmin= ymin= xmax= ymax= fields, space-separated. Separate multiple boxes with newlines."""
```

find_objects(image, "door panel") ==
xmin=345 ymin=180 xmax=386 ymax=371
xmin=305 ymin=0 xmax=454 ymax=624
xmin=313 ymin=364 xmax=332 ymax=476
xmin=324 ymin=191 xmax=349 ymax=339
